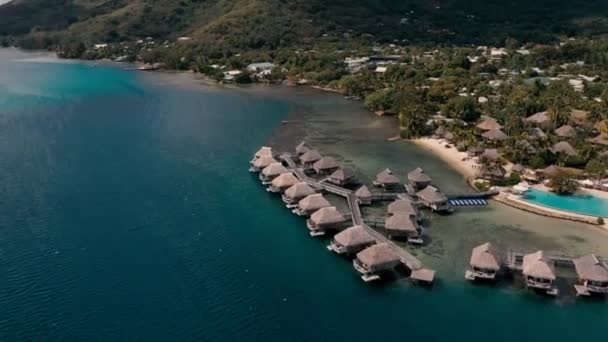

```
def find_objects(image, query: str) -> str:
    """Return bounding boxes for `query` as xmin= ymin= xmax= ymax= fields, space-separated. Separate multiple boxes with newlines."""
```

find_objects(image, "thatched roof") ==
xmin=356 ymin=243 xmax=400 ymax=267
xmin=295 ymin=141 xmax=310 ymax=155
xmin=300 ymin=149 xmax=322 ymax=163
xmin=313 ymin=157 xmax=339 ymax=173
xmin=310 ymin=206 xmax=345 ymax=225
xmin=573 ymin=254 xmax=608 ymax=282
xmin=387 ymin=199 xmax=418 ymax=216
xmin=529 ymin=127 xmax=547 ymax=139
xmin=376 ymin=169 xmax=400 ymax=185
xmin=469 ymin=242 xmax=501 ymax=270
xmin=385 ymin=214 xmax=418 ymax=232
xmin=554 ymin=125 xmax=576 ymax=137
xmin=408 ymin=167 xmax=432 ymax=184
xmin=334 ymin=226 xmax=375 ymax=247
xmin=481 ymin=148 xmax=499 ymax=162
xmin=297 ymin=193 xmax=331 ymax=211
xmin=271 ymin=172 xmax=299 ymax=188
xmin=511 ymin=164 xmax=525 ymax=173
xmin=570 ymin=109 xmax=590 ymax=125
xmin=410 ymin=268 xmax=436 ymax=282
xmin=539 ymin=165 xmax=562 ymax=178
xmin=330 ymin=167 xmax=355 ymax=181
xmin=284 ymin=182 xmax=315 ymax=199
xmin=522 ymin=251 xmax=556 ymax=280
xmin=525 ymin=111 xmax=549 ymax=125
xmin=477 ymin=164 xmax=506 ymax=179
xmin=416 ymin=186 xmax=448 ymax=204
xmin=262 ymin=162 xmax=288 ymax=177
xmin=255 ymin=146 xmax=273 ymax=158
xmin=482 ymin=129 xmax=509 ymax=141
xmin=551 ymin=141 xmax=577 ymax=156
xmin=355 ymin=185 xmax=372 ymax=199
xmin=253 ymin=155 xmax=277 ymax=168
xmin=476 ymin=117 xmax=503 ymax=131
xmin=588 ymin=134 xmax=608 ymax=146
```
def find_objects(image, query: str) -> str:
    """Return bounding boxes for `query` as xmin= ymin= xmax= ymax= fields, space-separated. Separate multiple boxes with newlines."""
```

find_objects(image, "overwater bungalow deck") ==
xmin=327 ymin=225 xmax=376 ymax=255
xmin=465 ymin=242 xmax=501 ymax=281
xmin=306 ymin=206 xmax=348 ymax=237
xmin=282 ymin=182 xmax=316 ymax=207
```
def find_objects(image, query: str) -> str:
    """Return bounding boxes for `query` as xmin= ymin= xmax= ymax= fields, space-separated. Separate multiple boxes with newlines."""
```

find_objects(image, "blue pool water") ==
xmin=523 ymin=189 xmax=608 ymax=217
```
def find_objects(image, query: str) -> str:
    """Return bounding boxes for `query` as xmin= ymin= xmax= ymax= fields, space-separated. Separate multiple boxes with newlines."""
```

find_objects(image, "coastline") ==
xmin=410 ymin=137 xmax=477 ymax=179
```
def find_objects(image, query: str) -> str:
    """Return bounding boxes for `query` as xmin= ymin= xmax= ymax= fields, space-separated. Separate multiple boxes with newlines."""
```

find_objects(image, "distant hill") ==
xmin=2 ymin=0 xmax=608 ymax=48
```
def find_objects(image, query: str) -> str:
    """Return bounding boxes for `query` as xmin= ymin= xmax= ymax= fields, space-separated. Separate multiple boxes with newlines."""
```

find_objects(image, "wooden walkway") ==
xmin=281 ymin=154 xmax=422 ymax=270
xmin=505 ymin=249 xmax=607 ymax=270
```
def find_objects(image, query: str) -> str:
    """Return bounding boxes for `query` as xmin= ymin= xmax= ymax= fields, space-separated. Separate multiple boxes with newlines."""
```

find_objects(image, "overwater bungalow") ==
xmin=295 ymin=141 xmax=310 ymax=156
xmin=260 ymin=162 xmax=288 ymax=184
xmin=522 ymin=251 xmax=558 ymax=296
xmin=249 ymin=155 xmax=277 ymax=172
xmin=551 ymin=141 xmax=577 ymax=156
xmin=353 ymin=243 xmax=401 ymax=282
xmin=328 ymin=225 xmax=376 ymax=255
xmin=313 ymin=156 xmax=340 ymax=175
xmin=282 ymin=182 xmax=316 ymax=206
xmin=373 ymin=169 xmax=400 ymax=190
xmin=300 ymin=150 xmax=322 ymax=168
xmin=408 ymin=167 xmax=432 ymax=190
xmin=327 ymin=167 xmax=356 ymax=186
xmin=481 ymin=129 xmax=509 ymax=142
xmin=292 ymin=193 xmax=331 ymax=216
xmin=384 ymin=214 xmax=422 ymax=244
xmin=251 ymin=146 xmax=273 ymax=163
xmin=268 ymin=172 xmax=299 ymax=193
xmin=573 ymin=254 xmax=608 ymax=296
xmin=465 ymin=242 xmax=501 ymax=281
xmin=416 ymin=186 xmax=450 ymax=212
xmin=476 ymin=117 xmax=503 ymax=132
xmin=306 ymin=206 xmax=347 ymax=236
xmin=387 ymin=199 xmax=421 ymax=222
xmin=355 ymin=185 xmax=373 ymax=205
xmin=554 ymin=124 xmax=576 ymax=138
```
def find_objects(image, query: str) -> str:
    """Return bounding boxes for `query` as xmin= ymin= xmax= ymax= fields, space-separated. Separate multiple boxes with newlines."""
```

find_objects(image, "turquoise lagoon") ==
xmin=1 ymin=48 xmax=608 ymax=341
xmin=523 ymin=189 xmax=608 ymax=217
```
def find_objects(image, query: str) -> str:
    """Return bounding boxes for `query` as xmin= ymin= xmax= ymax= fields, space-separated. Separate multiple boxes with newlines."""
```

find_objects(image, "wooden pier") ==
xmin=506 ymin=250 xmax=607 ymax=270
xmin=281 ymin=154 xmax=423 ymax=271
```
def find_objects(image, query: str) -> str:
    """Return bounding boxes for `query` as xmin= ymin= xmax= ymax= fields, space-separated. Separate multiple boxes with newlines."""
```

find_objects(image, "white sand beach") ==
xmin=411 ymin=137 xmax=477 ymax=179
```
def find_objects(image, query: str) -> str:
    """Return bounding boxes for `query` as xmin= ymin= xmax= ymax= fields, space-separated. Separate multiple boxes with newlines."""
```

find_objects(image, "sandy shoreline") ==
xmin=410 ymin=137 xmax=477 ymax=179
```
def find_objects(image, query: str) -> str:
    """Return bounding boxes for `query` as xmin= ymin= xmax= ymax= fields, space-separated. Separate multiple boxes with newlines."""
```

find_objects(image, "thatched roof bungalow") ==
xmin=480 ymin=148 xmax=499 ymax=163
xmin=522 ymin=251 xmax=557 ymax=293
xmin=373 ymin=169 xmax=400 ymax=189
xmin=385 ymin=214 xmax=421 ymax=241
xmin=573 ymin=254 xmax=608 ymax=294
xmin=253 ymin=146 xmax=273 ymax=159
xmin=329 ymin=225 xmax=376 ymax=255
xmin=476 ymin=163 xmax=506 ymax=180
xmin=327 ymin=167 xmax=356 ymax=186
xmin=476 ymin=117 xmax=503 ymax=131
xmin=250 ymin=155 xmax=277 ymax=172
xmin=295 ymin=141 xmax=310 ymax=156
xmin=355 ymin=185 xmax=373 ymax=205
xmin=550 ymin=141 xmax=577 ymax=156
xmin=538 ymin=165 xmax=562 ymax=179
xmin=481 ymin=129 xmax=509 ymax=141
xmin=465 ymin=242 xmax=501 ymax=281
xmin=588 ymin=134 xmax=608 ymax=146
xmin=529 ymin=127 xmax=547 ymax=139
xmin=387 ymin=199 xmax=420 ymax=221
xmin=282 ymin=182 xmax=315 ymax=205
xmin=407 ymin=167 xmax=432 ymax=190
xmin=353 ymin=243 xmax=401 ymax=280
xmin=292 ymin=193 xmax=331 ymax=216
xmin=306 ymin=207 xmax=347 ymax=236
xmin=260 ymin=162 xmax=288 ymax=183
xmin=525 ymin=111 xmax=550 ymax=128
xmin=554 ymin=124 xmax=576 ymax=138
xmin=268 ymin=172 xmax=299 ymax=193
xmin=416 ymin=185 xmax=449 ymax=212
xmin=570 ymin=109 xmax=590 ymax=126
xmin=300 ymin=149 xmax=322 ymax=167
xmin=313 ymin=156 xmax=339 ymax=175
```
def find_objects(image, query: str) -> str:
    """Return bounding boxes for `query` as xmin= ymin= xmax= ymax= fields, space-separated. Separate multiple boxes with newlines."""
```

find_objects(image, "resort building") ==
xmin=387 ymin=199 xmax=421 ymax=221
xmin=588 ymin=133 xmax=608 ymax=146
xmin=407 ymin=167 xmax=432 ymax=190
xmin=410 ymin=268 xmax=436 ymax=285
xmin=537 ymin=165 xmax=562 ymax=179
xmin=550 ymin=141 xmax=577 ymax=156
xmin=529 ymin=127 xmax=547 ymax=139
xmin=268 ymin=172 xmax=299 ymax=193
xmin=306 ymin=207 xmax=347 ymax=236
xmin=327 ymin=167 xmax=356 ymax=186
xmin=313 ymin=157 xmax=340 ymax=175
xmin=525 ymin=111 xmax=550 ymax=128
xmin=300 ymin=150 xmax=322 ymax=168
xmin=416 ymin=185 xmax=450 ymax=212
xmin=260 ymin=162 xmax=288 ymax=184
xmin=355 ymin=185 xmax=373 ymax=205
xmin=570 ymin=109 xmax=590 ymax=126
xmin=465 ymin=242 xmax=501 ymax=281
xmin=251 ymin=146 xmax=273 ymax=163
xmin=573 ymin=254 xmax=608 ymax=296
xmin=384 ymin=214 xmax=422 ymax=244
xmin=295 ymin=141 xmax=310 ymax=156
xmin=479 ymin=149 xmax=499 ymax=163
xmin=476 ymin=117 xmax=503 ymax=132
xmin=373 ymin=169 xmax=400 ymax=190
xmin=282 ymin=182 xmax=316 ymax=206
xmin=292 ymin=193 xmax=331 ymax=216
xmin=522 ymin=251 xmax=558 ymax=296
xmin=353 ymin=243 xmax=401 ymax=282
xmin=249 ymin=155 xmax=277 ymax=172
xmin=328 ymin=225 xmax=376 ymax=255
xmin=481 ymin=129 xmax=509 ymax=142
xmin=476 ymin=163 xmax=506 ymax=181
xmin=554 ymin=125 xmax=576 ymax=138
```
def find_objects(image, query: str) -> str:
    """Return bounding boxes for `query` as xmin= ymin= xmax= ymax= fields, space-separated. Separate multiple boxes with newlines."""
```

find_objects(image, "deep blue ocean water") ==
xmin=0 ymin=49 xmax=607 ymax=341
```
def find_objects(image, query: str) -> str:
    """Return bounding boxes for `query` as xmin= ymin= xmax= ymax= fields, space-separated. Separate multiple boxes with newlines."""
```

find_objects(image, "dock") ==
xmin=281 ymin=153 xmax=423 ymax=271
xmin=506 ymin=250 xmax=607 ymax=270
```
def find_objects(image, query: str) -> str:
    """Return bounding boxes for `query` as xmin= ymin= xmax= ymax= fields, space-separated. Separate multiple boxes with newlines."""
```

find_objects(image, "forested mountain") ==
xmin=2 ymin=0 xmax=608 ymax=49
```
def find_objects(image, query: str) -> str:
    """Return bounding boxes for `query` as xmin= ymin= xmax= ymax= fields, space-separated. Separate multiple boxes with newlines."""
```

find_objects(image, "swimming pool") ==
xmin=522 ymin=189 xmax=608 ymax=217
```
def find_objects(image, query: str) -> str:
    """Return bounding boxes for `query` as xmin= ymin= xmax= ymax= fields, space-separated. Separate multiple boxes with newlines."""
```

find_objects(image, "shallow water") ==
xmin=0 ymin=48 xmax=607 ymax=341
